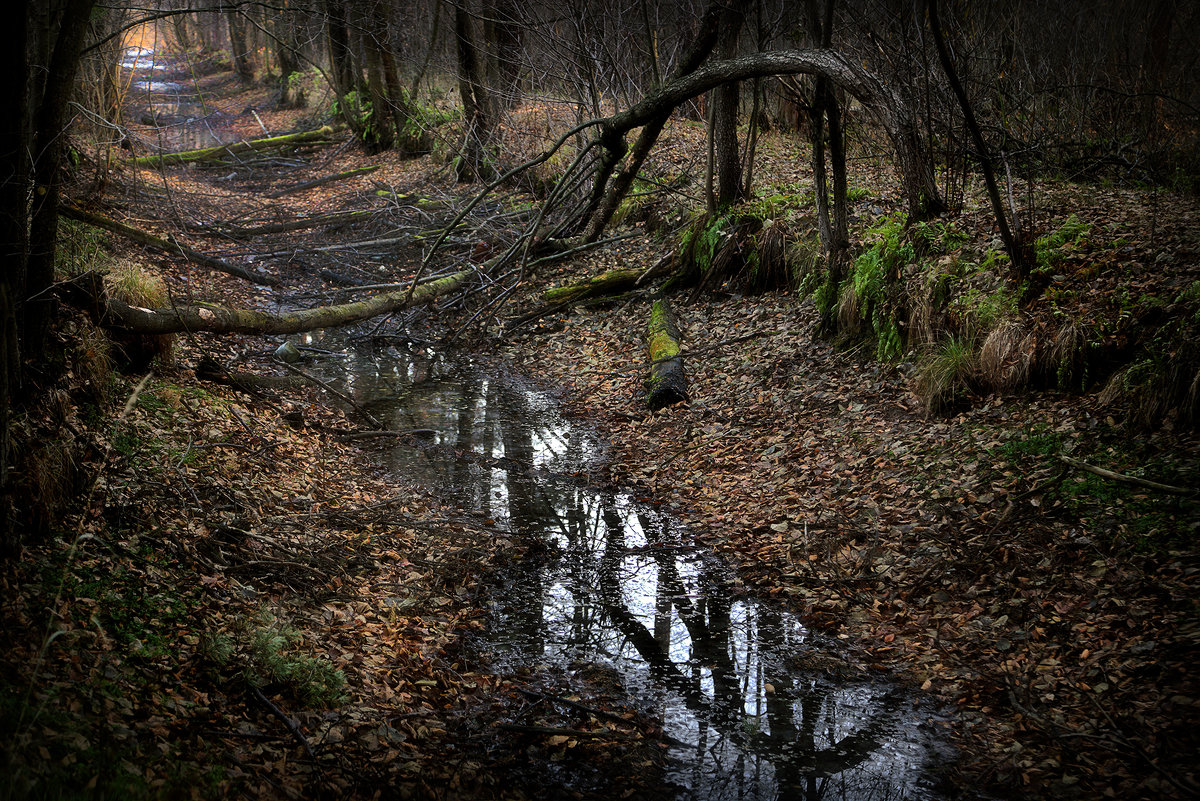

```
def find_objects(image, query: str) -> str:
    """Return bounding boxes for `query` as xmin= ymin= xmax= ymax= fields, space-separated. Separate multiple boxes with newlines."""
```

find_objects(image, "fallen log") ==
xmin=1058 ymin=455 xmax=1195 ymax=496
xmin=101 ymin=268 xmax=473 ymax=336
xmin=133 ymin=126 xmax=337 ymax=168
xmin=266 ymin=165 xmax=379 ymax=198
xmin=213 ymin=208 xmax=375 ymax=237
xmin=645 ymin=298 xmax=688 ymax=411
xmin=61 ymin=205 xmax=280 ymax=286
xmin=196 ymin=358 xmax=310 ymax=392
xmin=543 ymin=268 xmax=644 ymax=305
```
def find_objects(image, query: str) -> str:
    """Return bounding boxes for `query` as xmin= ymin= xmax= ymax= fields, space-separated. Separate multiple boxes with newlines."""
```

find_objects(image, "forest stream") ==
xmin=121 ymin=44 xmax=955 ymax=796
xmin=307 ymin=339 xmax=954 ymax=800
xmin=6 ymin=21 xmax=1197 ymax=800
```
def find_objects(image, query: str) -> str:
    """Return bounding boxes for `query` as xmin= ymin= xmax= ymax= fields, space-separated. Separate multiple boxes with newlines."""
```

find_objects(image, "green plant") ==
xmin=913 ymin=336 xmax=976 ymax=413
xmin=202 ymin=609 xmax=347 ymax=707
xmin=1035 ymin=214 xmax=1091 ymax=273
xmin=845 ymin=213 xmax=914 ymax=359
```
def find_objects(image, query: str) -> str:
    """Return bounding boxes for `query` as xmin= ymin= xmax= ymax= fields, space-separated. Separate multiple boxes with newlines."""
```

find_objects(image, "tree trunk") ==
xmin=712 ymin=5 xmax=745 ymax=209
xmin=98 ymin=270 xmax=473 ymax=336
xmin=25 ymin=0 xmax=97 ymax=359
xmin=486 ymin=0 xmax=522 ymax=108
xmin=225 ymin=6 xmax=255 ymax=83
xmin=581 ymin=0 xmax=726 ymax=240
xmin=927 ymin=0 xmax=1020 ymax=273
xmin=325 ymin=0 xmax=357 ymax=99
xmin=455 ymin=2 xmax=495 ymax=181
xmin=543 ymin=268 xmax=646 ymax=304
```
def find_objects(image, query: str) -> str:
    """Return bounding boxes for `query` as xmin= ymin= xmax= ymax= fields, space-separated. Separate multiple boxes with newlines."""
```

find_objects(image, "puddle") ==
xmin=121 ymin=47 xmax=165 ymax=72
xmin=310 ymin=342 xmax=955 ymax=799
xmin=132 ymin=79 xmax=186 ymax=95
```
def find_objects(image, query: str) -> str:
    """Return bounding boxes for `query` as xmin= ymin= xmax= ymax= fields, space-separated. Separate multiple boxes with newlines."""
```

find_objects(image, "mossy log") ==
xmin=266 ymin=165 xmax=379 ymax=198
xmin=61 ymin=205 xmax=280 ymax=286
xmin=132 ymin=126 xmax=337 ymax=168
xmin=544 ymin=268 xmax=644 ymax=305
xmin=646 ymin=298 xmax=688 ymax=411
xmin=102 ymin=269 xmax=473 ymax=336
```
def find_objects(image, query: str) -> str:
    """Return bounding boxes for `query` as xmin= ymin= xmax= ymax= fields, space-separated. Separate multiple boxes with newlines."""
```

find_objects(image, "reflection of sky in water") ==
xmin=313 ymin=342 xmax=952 ymax=800
xmin=121 ymin=47 xmax=165 ymax=71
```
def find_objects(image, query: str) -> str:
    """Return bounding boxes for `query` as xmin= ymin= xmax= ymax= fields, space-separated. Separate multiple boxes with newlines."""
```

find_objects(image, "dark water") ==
xmin=308 ymin=340 xmax=955 ymax=800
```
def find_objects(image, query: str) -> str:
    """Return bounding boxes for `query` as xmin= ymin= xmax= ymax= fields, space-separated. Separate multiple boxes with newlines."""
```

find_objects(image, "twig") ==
xmin=1058 ymin=455 xmax=1195 ymax=496
xmin=274 ymin=360 xmax=384 ymax=429
xmin=267 ymin=165 xmax=379 ymax=198
xmin=249 ymin=685 xmax=318 ymax=760
xmin=496 ymin=723 xmax=622 ymax=739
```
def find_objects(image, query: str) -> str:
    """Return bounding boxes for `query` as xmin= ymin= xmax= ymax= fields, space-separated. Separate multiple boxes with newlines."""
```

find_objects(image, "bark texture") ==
xmin=646 ymin=298 xmax=688 ymax=411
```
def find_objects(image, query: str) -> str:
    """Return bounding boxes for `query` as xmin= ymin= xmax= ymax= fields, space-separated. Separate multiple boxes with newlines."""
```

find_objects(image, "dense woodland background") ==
xmin=1 ymin=1 xmax=1198 ymax=799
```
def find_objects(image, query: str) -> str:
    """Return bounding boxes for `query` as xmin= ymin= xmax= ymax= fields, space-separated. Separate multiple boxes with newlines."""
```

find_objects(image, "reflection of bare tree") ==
xmin=601 ymin=499 xmax=899 ymax=798
xmin=332 ymin=346 xmax=920 ymax=799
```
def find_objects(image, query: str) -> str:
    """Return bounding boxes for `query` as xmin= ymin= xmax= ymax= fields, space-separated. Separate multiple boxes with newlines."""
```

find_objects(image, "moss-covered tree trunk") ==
xmin=646 ymin=299 xmax=688 ymax=411
xmin=100 ymin=269 xmax=473 ymax=336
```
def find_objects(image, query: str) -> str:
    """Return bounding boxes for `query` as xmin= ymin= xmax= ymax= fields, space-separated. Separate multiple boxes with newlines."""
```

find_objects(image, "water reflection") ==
xmin=320 ymin=343 xmax=950 ymax=800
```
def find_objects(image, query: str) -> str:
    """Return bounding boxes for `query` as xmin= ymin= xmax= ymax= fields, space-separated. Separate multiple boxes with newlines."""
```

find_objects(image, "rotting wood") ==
xmin=266 ymin=164 xmax=379 ymax=198
xmin=543 ymin=268 xmax=645 ymax=305
xmin=100 ymin=269 xmax=473 ymax=336
xmin=646 ymin=298 xmax=688 ymax=411
xmin=61 ymin=205 xmax=280 ymax=286
xmin=195 ymin=358 xmax=310 ymax=392
xmin=132 ymin=126 xmax=337 ymax=168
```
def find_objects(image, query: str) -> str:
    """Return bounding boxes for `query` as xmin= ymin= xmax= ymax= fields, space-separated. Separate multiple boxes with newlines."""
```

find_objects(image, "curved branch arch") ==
xmin=585 ymin=48 xmax=944 ymax=237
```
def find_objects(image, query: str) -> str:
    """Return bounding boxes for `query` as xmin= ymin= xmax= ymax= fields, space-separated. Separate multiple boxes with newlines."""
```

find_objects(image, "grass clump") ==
xmin=913 ymin=335 xmax=977 ymax=413
xmin=104 ymin=262 xmax=174 ymax=368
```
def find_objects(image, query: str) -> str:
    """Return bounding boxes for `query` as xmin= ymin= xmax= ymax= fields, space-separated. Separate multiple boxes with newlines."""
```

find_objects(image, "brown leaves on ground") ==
xmin=502 ymin=282 xmax=1199 ymax=799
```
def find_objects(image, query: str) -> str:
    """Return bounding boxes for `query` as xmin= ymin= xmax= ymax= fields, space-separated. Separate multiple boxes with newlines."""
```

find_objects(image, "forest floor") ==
xmin=2 ymin=44 xmax=1198 ymax=801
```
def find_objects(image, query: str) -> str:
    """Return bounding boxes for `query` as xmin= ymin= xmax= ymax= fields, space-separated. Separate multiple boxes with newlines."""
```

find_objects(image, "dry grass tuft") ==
xmin=105 ymin=261 xmax=168 ymax=308
xmin=72 ymin=319 xmax=115 ymax=405
xmin=913 ymin=336 xmax=977 ymax=414
xmin=980 ymin=318 xmax=1034 ymax=391
xmin=104 ymin=262 xmax=175 ymax=367
xmin=836 ymin=280 xmax=862 ymax=335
